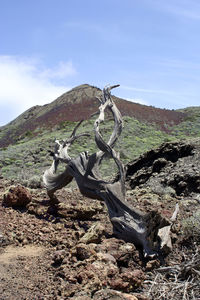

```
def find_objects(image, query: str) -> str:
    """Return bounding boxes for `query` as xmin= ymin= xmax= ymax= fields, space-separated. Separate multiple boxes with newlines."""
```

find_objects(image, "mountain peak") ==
xmin=70 ymin=83 xmax=99 ymax=90
xmin=0 ymin=84 xmax=186 ymax=148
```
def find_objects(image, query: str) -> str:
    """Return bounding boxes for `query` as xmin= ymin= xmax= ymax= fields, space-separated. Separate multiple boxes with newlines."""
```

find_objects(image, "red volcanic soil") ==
xmin=18 ymin=96 xmax=184 ymax=131
xmin=0 ymin=85 xmax=185 ymax=148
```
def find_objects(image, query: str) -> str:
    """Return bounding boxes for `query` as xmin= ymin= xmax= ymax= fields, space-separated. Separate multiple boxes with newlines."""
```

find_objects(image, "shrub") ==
xmin=27 ymin=175 xmax=42 ymax=189
xmin=25 ymin=130 xmax=34 ymax=137
xmin=182 ymin=209 xmax=200 ymax=243
xmin=25 ymin=162 xmax=34 ymax=167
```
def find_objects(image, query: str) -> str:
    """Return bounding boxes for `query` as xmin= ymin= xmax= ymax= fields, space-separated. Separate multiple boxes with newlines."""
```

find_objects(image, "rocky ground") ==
xmin=0 ymin=139 xmax=200 ymax=299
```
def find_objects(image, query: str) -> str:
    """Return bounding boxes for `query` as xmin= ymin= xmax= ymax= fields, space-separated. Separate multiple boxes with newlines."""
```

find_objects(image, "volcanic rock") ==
xmin=126 ymin=139 xmax=200 ymax=197
xmin=93 ymin=289 xmax=140 ymax=300
xmin=79 ymin=222 xmax=106 ymax=244
xmin=3 ymin=185 xmax=32 ymax=208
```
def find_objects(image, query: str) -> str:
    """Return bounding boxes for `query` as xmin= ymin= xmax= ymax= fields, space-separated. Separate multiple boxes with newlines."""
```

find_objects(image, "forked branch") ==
xmin=43 ymin=85 xmax=166 ymax=257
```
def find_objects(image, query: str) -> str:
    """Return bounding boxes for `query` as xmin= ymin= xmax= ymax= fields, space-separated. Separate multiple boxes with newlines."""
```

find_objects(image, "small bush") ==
xmin=25 ymin=130 xmax=34 ymax=137
xmin=27 ymin=175 xmax=42 ymax=189
xmin=25 ymin=162 xmax=34 ymax=167
xmin=182 ymin=209 xmax=200 ymax=243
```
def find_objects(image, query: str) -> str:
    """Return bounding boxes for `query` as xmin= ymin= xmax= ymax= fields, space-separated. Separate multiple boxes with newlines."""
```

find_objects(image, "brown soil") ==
xmin=0 ymin=244 xmax=44 ymax=263
xmin=0 ymin=175 xmax=199 ymax=299
xmin=0 ymin=245 xmax=48 ymax=299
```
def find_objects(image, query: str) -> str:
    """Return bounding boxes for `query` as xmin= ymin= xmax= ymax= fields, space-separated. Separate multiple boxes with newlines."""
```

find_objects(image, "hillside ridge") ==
xmin=0 ymin=84 xmax=186 ymax=148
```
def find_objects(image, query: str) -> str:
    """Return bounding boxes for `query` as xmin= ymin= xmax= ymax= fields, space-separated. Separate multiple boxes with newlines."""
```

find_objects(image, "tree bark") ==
xmin=43 ymin=85 xmax=166 ymax=257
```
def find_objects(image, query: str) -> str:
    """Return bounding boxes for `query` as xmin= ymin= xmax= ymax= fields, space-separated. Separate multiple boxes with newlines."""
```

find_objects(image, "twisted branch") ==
xmin=43 ymin=85 xmax=161 ymax=257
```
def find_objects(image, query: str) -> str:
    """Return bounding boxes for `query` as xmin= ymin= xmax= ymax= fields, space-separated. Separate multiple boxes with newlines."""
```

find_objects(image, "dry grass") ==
xmin=145 ymin=246 xmax=200 ymax=299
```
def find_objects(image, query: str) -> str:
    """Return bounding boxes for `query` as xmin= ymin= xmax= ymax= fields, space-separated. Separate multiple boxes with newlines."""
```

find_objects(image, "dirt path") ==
xmin=0 ymin=245 xmax=53 ymax=300
xmin=0 ymin=244 xmax=44 ymax=263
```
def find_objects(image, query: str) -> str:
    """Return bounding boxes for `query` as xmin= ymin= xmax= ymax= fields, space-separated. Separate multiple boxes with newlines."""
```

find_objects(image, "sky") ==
xmin=1 ymin=0 xmax=200 ymax=126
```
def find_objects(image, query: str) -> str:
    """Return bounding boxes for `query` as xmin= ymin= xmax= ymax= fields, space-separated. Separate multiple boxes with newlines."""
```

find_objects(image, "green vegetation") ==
xmin=173 ymin=107 xmax=200 ymax=139
xmin=182 ymin=209 xmax=200 ymax=243
xmin=0 ymin=106 xmax=200 ymax=183
xmin=58 ymin=120 xmax=76 ymax=129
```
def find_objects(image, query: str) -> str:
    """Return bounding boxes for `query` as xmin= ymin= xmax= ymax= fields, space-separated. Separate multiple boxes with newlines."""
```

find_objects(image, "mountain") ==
xmin=0 ymin=84 xmax=185 ymax=148
xmin=1 ymin=83 xmax=200 ymax=185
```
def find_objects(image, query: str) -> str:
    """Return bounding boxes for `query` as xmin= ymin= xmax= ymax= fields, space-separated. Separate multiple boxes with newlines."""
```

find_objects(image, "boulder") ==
xmin=57 ymin=201 xmax=103 ymax=220
xmin=109 ymin=269 xmax=145 ymax=292
xmin=3 ymin=185 xmax=32 ymax=208
xmin=79 ymin=223 xmax=106 ymax=244
xmin=93 ymin=288 xmax=140 ymax=300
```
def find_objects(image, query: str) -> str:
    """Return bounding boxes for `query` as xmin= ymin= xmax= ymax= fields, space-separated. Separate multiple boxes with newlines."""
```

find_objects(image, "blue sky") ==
xmin=0 ymin=0 xmax=200 ymax=126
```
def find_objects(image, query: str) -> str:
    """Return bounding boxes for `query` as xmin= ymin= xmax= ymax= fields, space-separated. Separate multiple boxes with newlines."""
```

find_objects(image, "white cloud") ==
xmin=125 ymin=97 xmax=149 ymax=106
xmin=0 ymin=56 xmax=76 ymax=126
xmin=40 ymin=61 xmax=77 ymax=80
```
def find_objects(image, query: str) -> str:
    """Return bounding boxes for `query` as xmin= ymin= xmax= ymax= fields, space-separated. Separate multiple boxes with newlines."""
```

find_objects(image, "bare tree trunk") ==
xmin=43 ymin=85 xmax=164 ymax=257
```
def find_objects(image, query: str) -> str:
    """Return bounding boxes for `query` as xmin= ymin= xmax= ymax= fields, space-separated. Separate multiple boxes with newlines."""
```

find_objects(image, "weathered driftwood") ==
xmin=43 ymin=85 xmax=165 ymax=257
xmin=157 ymin=203 xmax=179 ymax=254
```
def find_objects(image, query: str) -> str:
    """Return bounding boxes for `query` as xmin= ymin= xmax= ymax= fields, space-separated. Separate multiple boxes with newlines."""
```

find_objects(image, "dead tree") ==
xmin=43 ymin=85 xmax=160 ymax=257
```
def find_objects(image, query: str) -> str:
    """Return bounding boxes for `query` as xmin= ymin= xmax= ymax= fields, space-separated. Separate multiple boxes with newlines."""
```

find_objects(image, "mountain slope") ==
xmin=0 ymin=84 xmax=185 ymax=148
